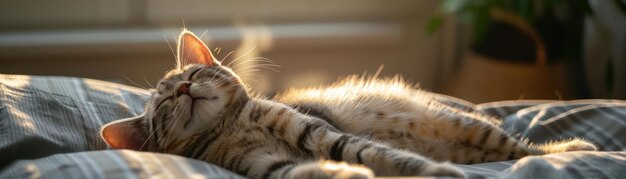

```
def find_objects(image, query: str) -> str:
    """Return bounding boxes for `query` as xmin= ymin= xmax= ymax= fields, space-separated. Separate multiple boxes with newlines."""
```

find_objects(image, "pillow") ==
xmin=0 ymin=150 xmax=244 ymax=179
xmin=497 ymin=99 xmax=626 ymax=151
xmin=0 ymin=74 xmax=483 ymax=169
xmin=3 ymin=74 xmax=626 ymax=179
xmin=476 ymin=100 xmax=556 ymax=118
xmin=0 ymin=74 xmax=149 ymax=169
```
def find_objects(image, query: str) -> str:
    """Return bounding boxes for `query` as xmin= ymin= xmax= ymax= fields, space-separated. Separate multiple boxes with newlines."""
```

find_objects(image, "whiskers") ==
xmin=163 ymin=34 xmax=178 ymax=65
xmin=224 ymin=46 xmax=255 ymax=67
xmin=162 ymin=102 xmax=186 ymax=152
xmin=221 ymin=47 xmax=281 ymax=87
xmin=221 ymin=50 xmax=234 ymax=64
xmin=105 ymin=94 xmax=126 ymax=102
xmin=230 ymin=57 xmax=280 ymax=73
xmin=121 ymin=75 xmax=156 ymax=93
xmin=122 ymin=76 xmax=150 ymax=89
xmin=142 ymin=75 xmax=154 ymax=88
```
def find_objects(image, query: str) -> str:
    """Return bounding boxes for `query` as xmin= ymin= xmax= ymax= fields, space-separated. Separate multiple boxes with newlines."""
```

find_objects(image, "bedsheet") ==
xmin=1 ymin=74 xmax=625 ymax=178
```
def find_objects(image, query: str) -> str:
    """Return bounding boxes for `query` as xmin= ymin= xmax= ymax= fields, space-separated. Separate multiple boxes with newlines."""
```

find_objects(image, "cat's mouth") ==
xmin=191 ymin=97 xmax=208 ymax=101
xmin=179 ymin=95 xmax=208 ymax=129
xmin=177 ymin=92 xmax=208 ymax=101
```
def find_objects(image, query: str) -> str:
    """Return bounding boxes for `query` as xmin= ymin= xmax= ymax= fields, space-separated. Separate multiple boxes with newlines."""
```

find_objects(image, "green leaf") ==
xmin=518 ymin=0 xmax=533 ymax=22
xmin=442 ymin=0 xmax=472 ymax=13
xmin=472 ymin=5 xmax=491 ymax=43
xmin=426 ymin=15 xmax=444 ymax=35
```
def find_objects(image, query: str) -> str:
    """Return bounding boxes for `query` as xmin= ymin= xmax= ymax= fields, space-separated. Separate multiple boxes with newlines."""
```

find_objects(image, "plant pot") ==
xmin=442 ymin=51 xmax=575 ymax=103
xmin=442 ymin=8 xmax=589 ymax=102
xmin=471 ymin=21 xmax=538 ymax=63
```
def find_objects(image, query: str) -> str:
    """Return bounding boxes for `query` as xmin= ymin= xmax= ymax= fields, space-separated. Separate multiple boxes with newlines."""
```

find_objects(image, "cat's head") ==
xmin=100 ymin=30 xmax=249 ymax=153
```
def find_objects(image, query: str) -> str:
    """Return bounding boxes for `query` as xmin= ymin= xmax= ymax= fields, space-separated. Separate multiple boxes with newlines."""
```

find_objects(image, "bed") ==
xmin=1 ymin=74 xmax=624 ymax=179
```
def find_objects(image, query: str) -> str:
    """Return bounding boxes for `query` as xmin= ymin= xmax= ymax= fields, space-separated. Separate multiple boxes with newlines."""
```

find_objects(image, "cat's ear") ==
xmin=176 ymin=30 xmax=218 ymax=68
xmin=100 ymin=115 xmax=148 ymax=151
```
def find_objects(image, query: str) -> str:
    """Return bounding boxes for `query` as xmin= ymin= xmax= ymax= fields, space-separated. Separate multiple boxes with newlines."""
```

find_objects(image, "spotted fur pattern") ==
xmin=101 ymin=30 xmax=596 ymax=179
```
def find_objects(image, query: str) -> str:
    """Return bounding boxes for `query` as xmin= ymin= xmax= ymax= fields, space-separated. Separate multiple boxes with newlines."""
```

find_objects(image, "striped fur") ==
xmin=276 ymin=76 xmax=598 ymax=164
xmin=101 ymin=30 xmax=595 ymax=179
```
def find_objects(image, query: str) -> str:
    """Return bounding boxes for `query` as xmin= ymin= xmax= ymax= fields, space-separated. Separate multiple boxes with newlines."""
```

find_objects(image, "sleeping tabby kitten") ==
xmin=100 ymin=31 xmax=596 ymax=178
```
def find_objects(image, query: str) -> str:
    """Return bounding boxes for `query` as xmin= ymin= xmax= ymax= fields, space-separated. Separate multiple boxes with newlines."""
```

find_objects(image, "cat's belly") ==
xmin=290 ymin=102 xmax=504 ymax=164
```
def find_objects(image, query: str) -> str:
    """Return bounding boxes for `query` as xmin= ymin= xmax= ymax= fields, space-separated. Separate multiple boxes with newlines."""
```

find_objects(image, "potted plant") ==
xmin=427 ymin=0 xmax=626 ymax=102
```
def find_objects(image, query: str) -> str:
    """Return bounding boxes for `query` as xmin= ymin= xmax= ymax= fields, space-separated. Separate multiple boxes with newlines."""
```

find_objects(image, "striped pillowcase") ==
xmin=2 ymin=74 xmax=626 ymax=179
xmin=0 ymin=150 xmax=243 ymax=179
xmin=0 ymin=74 xmax=149 ymax=168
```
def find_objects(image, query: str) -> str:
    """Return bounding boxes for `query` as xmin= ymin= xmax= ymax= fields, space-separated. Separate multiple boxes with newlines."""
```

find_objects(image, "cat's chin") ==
xmin=180 ymin=95 xmax=215 ymax=128
xmin=177 ymin=95 xmax=200 ymax=128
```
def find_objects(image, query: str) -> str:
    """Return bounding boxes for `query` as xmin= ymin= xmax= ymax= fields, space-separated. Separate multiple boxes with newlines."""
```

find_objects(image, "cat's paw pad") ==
xmin=288 ymin=161 xmax=374 ymax=179
xmin=421 ymin=162 xmax=465 ymax=178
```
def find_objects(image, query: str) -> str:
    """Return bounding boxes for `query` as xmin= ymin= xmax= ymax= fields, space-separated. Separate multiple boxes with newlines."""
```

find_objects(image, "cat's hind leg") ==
xmin=286 ymin=160 xmax=374 ymax=179
xmin=248 ymin=153 xmax=374 ymax=179
xmin=307 ymin=129 xmax=465 ymax=177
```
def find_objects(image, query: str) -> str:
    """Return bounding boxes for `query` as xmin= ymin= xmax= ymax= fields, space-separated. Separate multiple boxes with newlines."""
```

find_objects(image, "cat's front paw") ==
xmin=420 ymin=162 xmax=465 ymax=178
xmin=287 ymin=160 xmax=374 ymax=179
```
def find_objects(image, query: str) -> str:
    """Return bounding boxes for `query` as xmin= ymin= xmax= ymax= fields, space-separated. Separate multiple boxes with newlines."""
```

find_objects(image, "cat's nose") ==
xmin=176 ymin=82 xmax=192 ymax=97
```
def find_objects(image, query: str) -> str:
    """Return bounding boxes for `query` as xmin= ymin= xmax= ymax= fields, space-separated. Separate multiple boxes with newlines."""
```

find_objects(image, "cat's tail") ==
xmin=530 ymin=138 xmax=598 ymax=154
xmin=454 ymin=126 xmax=597 ymax=163
xmin=474 ymin=136 xmax=599 ymax=164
